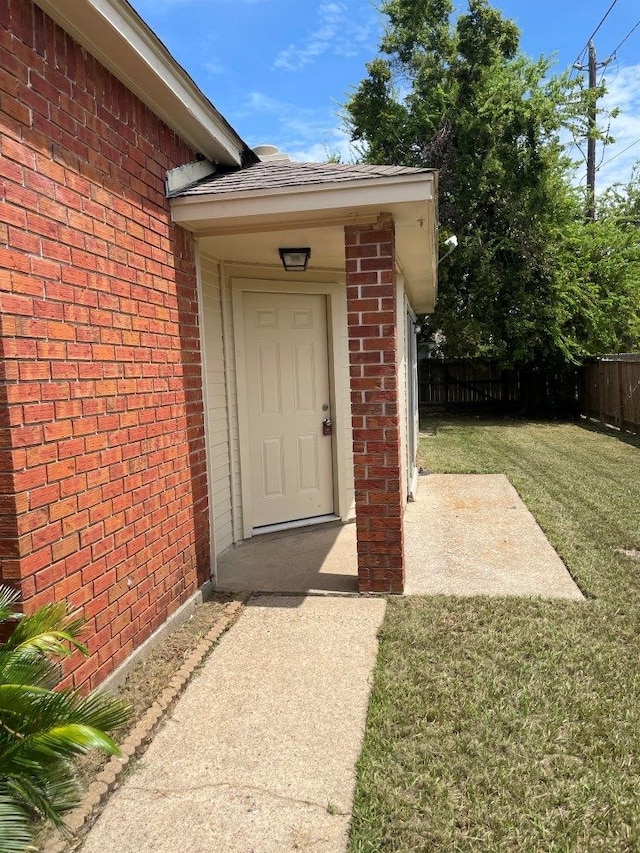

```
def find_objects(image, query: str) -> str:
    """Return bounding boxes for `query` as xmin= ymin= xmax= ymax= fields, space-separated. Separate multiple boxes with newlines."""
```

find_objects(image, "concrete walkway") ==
xmin=80 ymin=596 xmax=386 ymax=853
xmin=217 ymin=475 xmax=583 ymax=601
xmin=405 ymin=474 xmax=584 ymax=599
xmin=79 ymin=475 xmax=583 ymax=852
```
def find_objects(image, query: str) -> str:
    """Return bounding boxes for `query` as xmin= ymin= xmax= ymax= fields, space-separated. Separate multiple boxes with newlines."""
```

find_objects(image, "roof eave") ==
xmin=171 ymin=170 xmax=438 ymax=314
xmin=170 ymin=172 xmax=437 ymax=228
xmin=34 ymin=0 xmax=255 ymax=167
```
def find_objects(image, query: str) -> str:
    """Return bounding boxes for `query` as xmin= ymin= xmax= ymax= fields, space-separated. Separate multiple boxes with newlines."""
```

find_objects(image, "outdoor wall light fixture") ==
xmin=279 ymin=247 xmax=311 ymax=271
xmin=438 ymin=234 xmax=458 ymax=265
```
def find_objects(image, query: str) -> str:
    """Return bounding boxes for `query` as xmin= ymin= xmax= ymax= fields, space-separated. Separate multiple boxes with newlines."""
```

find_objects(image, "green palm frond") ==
xmin=0 ymin=685 xmax=129 ymax=737
xmin=0 ymin=586 xmax=132 ymax=852
xmin=0 ymin=588 xmax=22 ymax=627
xmin=29 ymin=724 xmax=120 ymax=760
xmin=0 ymin=793 xmax=35 ymax=852
xmin=68 ymin=690 xmax=130 ymax=732
xmin=3 ymin=771 xmax=78 ymax=830
xmin=5 ymin=603 xmax=86 ymax=658
xmin=0 ymin=656 xmax=61 ymax=691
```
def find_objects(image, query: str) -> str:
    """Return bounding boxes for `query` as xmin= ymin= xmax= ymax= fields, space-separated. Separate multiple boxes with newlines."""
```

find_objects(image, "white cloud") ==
xmin=596 ymin=63 xmax=640 ymax=190
xmin=202 ymin=58 xmax=226 ymax=75
xmin=245 ymin=92 xmax=287 ymax=114
xmin=274 ymin=1 xmax=376 ymax=71
xmin=240 ymin=91 xmax=359 ymax=162
xmin=288 ymin=130 xmax=359 ymax=164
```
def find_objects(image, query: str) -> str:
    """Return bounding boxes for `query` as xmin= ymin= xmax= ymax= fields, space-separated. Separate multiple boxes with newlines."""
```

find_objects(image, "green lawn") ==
xmin=348 ymin=417 xmax=640 ymax=853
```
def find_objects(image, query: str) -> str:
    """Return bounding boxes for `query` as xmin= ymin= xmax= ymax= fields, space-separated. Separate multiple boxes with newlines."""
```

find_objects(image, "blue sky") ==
xmin=130 ymin=0 xmax=640 ymax=190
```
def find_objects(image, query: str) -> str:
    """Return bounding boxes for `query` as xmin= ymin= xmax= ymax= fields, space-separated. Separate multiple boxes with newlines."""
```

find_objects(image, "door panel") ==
xmin=297 ymin=433 xmax=320 ymax=492
xmin=293 ymin=343 xmax=318 ymax=414
xmin=261 ymin=436 xmax=285 ymax=497
xmin=243 ymin=291 xmax=334 ymax=527
xmin=257 ymin=343 xmax=282 ymax=416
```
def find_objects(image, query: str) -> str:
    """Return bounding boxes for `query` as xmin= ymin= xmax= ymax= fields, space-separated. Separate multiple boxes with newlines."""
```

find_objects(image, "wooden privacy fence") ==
xmin=580 ymin=354 xmax=640 ymax=434
xmin=418 ymin=359 xmax=580 ymax=414
xmin=419 ymin=360 xmax=519 ymax=408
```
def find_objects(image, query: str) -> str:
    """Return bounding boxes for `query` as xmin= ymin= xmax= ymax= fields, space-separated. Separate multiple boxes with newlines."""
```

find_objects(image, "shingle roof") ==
xmin=169 ymin=159 xmax=431 ymax=198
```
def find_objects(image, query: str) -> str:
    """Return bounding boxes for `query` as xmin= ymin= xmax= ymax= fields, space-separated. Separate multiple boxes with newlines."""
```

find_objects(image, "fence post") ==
xmin=616 ymin=360 xmax=624 ymax=429
xmin=598 ymin=359 xmax=605 ymax=425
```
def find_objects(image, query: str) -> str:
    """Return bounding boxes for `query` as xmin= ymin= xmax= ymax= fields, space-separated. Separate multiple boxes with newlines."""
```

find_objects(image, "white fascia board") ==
xmin=34 ymin=0 xmax=248 ymax=166
xmin=170 ymin=173 xmax=436 ymax=226
xmin=166 ymin=160 xmax=217 ymax=195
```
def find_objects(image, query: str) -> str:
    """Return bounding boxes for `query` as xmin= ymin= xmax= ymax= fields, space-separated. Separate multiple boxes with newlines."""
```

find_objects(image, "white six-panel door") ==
xmin=243 ymin=291 xmax=334 ymax=528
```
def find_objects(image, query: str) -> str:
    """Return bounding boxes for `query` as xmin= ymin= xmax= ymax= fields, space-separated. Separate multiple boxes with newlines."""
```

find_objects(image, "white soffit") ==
xmin=175 ymin=174 xmax=438 ymax=313
xmin=34 ymin=0 xmax=250 ymax=166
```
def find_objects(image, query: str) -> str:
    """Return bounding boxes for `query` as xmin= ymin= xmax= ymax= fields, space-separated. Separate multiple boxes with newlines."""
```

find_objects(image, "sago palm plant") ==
xmin=0 ymin=585 xmax=130 ymax=852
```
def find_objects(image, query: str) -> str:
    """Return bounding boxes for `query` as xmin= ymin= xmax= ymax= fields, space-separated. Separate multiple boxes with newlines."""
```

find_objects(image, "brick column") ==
xmin=345 ymin=215 xmax=405 ymax=594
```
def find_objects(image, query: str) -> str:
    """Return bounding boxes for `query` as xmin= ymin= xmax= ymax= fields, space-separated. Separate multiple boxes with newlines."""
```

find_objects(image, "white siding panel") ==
xmin=221 ymin=275 xmax=244 ymax=542
xmin=201 ymin=255 xmax=234 ymax=556
xmin=397 ymin=277 xmax=409 ymax=507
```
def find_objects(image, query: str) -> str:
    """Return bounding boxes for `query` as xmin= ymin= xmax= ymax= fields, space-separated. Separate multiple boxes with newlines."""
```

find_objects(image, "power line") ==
xmin=607 ymin=17 xmax=640 ymax=58
xmin=566 ymin=132 xmax=586 ymax=168
xmin=592 ymin=21 xmax=640 ymax=177
xmin=599 ymin=136 xmax=640 ymax=169
xmin=597 ymin=52 xmax=618 ymax=87
xmin=569 ymin=46 xmax=588 ymax=80
xmin=595 ymin=56 xmax=620 ymax=166
xmin=570 ymin=0 xmax=618 ymax=71
xmin=582 ymin=0 xmax=619 ymax=48
xmin=565 ymin=2 xmax=640 ymax=192
xmin=597 ymin=115 xmax=612 ymax=169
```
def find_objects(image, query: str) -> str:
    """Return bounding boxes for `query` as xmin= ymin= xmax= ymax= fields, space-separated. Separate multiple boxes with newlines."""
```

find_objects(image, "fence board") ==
xmin=419 ymin=356 xmax=639 ymax=429
xmin=579 ymin=356 xmax=640 ymax=434
xmin=418 ymin=359 xmax=579 ymax=415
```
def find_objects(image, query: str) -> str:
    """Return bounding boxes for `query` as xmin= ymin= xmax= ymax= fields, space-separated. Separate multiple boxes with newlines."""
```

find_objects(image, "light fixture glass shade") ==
xmin=279 ymin=247 xmax=311 ymax=271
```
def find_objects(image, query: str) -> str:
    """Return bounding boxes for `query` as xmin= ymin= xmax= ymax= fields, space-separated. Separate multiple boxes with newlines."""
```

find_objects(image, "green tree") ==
xmin=0 ymin=587 xmax=130 ymax=852
xmin=346 ymin=0 xmax=633 ymax=365
xmin=547 ymin=166 xmax=640 ymax=359
xmin=588 ymin=171 xmax=640 ymax=351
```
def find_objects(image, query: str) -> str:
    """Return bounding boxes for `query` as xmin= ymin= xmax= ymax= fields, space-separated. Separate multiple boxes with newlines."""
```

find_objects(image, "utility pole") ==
xmin=586 ymin=41 xmax=597 ymax=221
xmin=574 ymin=41 xmax=612 ymax=221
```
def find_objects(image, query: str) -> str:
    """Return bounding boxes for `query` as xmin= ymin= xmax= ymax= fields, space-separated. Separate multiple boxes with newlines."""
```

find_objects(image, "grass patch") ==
xmin=349 ymin=417 xmax=640 ymax=852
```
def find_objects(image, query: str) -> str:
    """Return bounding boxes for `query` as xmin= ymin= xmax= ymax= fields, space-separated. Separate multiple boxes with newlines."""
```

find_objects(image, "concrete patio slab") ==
xmin=80 ymin=595 xmax=386 ymax=853
xmin=404 ymin=474 xmax=584 ymax=599
xmin=214 ymin=475 xmax=583 ymax=601
xmin=216 ymin=522 xmax=358 ymax=594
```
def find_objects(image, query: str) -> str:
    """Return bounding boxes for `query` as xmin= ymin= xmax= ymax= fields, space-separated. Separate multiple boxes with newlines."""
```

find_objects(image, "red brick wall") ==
xmin=0 ymin=1 xmax=210 ymax=687
xmin=345 ymin=216 xmax=405 ymax=594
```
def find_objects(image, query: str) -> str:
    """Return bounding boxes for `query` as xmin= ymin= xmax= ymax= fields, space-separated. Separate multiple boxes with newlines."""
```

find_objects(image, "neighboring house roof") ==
xmin=170 ymin=161 xmax=433 ymax=198
xmin=34 ymin=0 xmax=256 ymax=168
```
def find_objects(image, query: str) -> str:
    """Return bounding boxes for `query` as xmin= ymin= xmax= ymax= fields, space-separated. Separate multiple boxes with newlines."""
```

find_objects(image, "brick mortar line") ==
xmin=41 ymin=594 xmax=248 ymax=853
